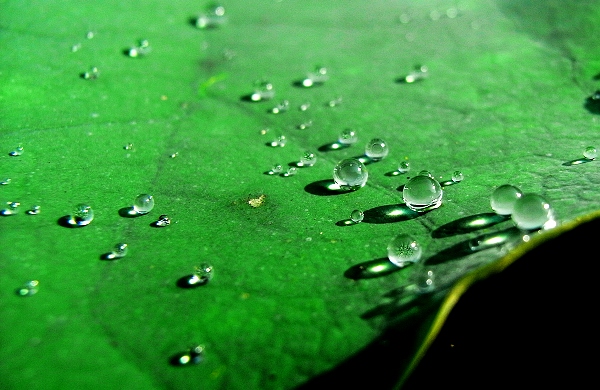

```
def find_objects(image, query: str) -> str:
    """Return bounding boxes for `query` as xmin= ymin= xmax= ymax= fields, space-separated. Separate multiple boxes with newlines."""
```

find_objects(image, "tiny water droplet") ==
xmin=413 ymin=269 xmax=435 ymax=293
xmin=169 ymin=152 xmax=179 ymax=158
xmin=196 ymin=4 xmax=227 ymax=28
xmin=387 ymin=234 xmax=422 ymax=267
xmin=107 ymin=243 xmax=128 ymax=259
xmin=297 ymin=120 xmax=313 ymax=130
xmin=1 ymin=178 xmax=11 ymax=185
xmin=399 ymin=13 xmax=411 ymax=24
xmin=333 ymin=158 xmax=368 ymax=190
xmin=511 ymin=194 xmax=555 ymax=230
xmin=9 ymin=145 xmax=24 ymax=156
xmin=259 ymin=128 xmax=269 ymax=135
xmin=26 ymin=205 xmax=41 ymax=215
xmin=269 ymin=135 xmax=286 ymax=147
xmin=155 ymin=214 xmax=171 ymax=227
xmin=173 ymin=345 xmax=205 ymax=366
xmin=402 ymin=175 xmax=443 ymax=211
xmin=350 ymin=209 xmax=364 ymax=223
xmin=270 ymin=100 xmax=289 ymax=114
xmin=583 ymin=146 xmax=597 ymax=160
xmin=86 ymin=31 xmax=95 ymax=39
xmin=1 ymin=201 xmax=20 ymax=216
xmin=67 ymin=204 xmax=94 ymax=226
xmin=490 ymin=184 xmax=523 ymax=215
xmin=403 ymin=65 xmax=428 ymax=83
xmin=299 ymin=102 xmax=311 ymax=111
xmin=124 ymin=143 xmax=134 ymax=150
xmin=82 ymin=66 xmax=99 ymax=80
xmin=269 ymin=164 xmax=283 ymax=174
xmin=250 ymin=81 xmax=274 ymax=101
xmin=127 ymin=40 xmax=152 ymax=57
xmin=283 ymin=167 xmax=297 ymax=177
xmin=301 ymin=66 xmax=329 ymax=87
xmin=338 ymin=129 xmax=357 ymax=145
xmin=195 ymin=263 xmax=214 ymax=281
xmin=71 ymin=43 xmax=82 ymax=52
xmin=16 ymin=280 xmax=39 ymax=297
xmin=327 ymin=97 xmax=342 ymax=107
xmin=451 ymin=170 xmax=464 ymax=182
xmin=133 ymin=194 xmax=154 ymax=215
xmin=398 ymin=161 xmax=411 ymax=173
xmin=365 ymin=138 xmax=389 ymax=160
xmin=299 ymin=151 xmax=317 ymax=167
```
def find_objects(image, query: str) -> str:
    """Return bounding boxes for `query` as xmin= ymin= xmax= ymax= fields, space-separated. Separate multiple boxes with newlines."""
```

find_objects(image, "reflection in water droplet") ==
xmin=511 ymin=194 xmax=555 ymax=230
xmin=350 ymin=209 xmax=364 ymax=223
xmin=67 ymin=204 xmax=94 ymax=226
xmin=387 ymin=234 xmax=422 ymax=267
xmin=133 ymin=194 xmax=154 ymax=215
xmin=16 ymin=280 xmax=39 ymax=297
xmin=403 ymin=175 xmax=443 ymax=211
xmin=583 ymin=146 xmax=597 ymax=160
xmin=333 ymin=158 xmax=368 ymax=190
xmin=365 ymin=138 xmax=389 ymax=161
xmin=490 ymin=184 xmax=522 ymax=215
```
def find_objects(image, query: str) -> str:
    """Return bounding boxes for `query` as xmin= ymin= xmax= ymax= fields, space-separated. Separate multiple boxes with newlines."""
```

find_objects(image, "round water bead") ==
xmin=188 ymin=263 xmax=214 ymax=286
xmin=338 ymin=129 xmax=357 ymax=145
xmin=133 ymin=194 xmax=154 ymax=215
xmin=1 ymin=201 xmax=20 ymax=216
xmin=402 ymin=175 xmax=443 ymax=211
xmin=16 ymin=280 xmax=39 ymax=297
xmin=175 ymin=345 xmax=205 ymax=365
xmin=398 ymin=161 xmax=411 ymax=173
xmin=490 ymin=184 xmax=523 ymax=215
xmin=333 ymin=158 xmax=368 ymax=190
xmin=511 ymin=194 xmax=555 ymax=230
xmin=299 ymin=151 xmax=317 ymax=167
xmin=270 ymin=164 xmax=283 ymax=174
xmin=387 ymin=234 xmax=422 ymax=267
xmin=417 ymin=170 xmax=433 ymax=178
xmin=68 ymin=204 xmax=94 ymax=226
xmin=350 ymin=209 xmax=364 ymax=223
xmin=452 ymin=170 xmax=464 ymax=183
xmin=109 ymin=243 xmax=128 ymax=259
xmin=365 ymin=138 xmax=389 ymax=160
xmin=583 ymin=146 xmax=597 ymax=160
xmin=283 ymin=167 xmax=297 ymax=177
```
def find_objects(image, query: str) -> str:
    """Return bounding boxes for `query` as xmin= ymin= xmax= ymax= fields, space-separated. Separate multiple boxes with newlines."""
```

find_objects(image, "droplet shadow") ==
xmin=385 ymin=170 xmax=405 ymax=177
xmin=100 ymin=253 xmax=117 ymax=260
xmin=119 ymin=207 xmax=140 ymax=218
xmin=584 ymin=93 xmax=600 ymax=114
xmin=344 ymin=258 xmax=403 ymax=280
xmin=176 ymin=275 xmax=208 ymax=289
xmin=362 ymin=204 xmax=420 ymax=224
xmin=57 ymin=215 xmax=82 ymax=228
xmin=425 ymin=227 xmax=522 ymax=265
xmin=318 ymin=142 xmax=351 ymax=152
xmin=562 ymin=158 xmax=594 ymax=166
xmin=305 ymin=179 xmax=355 ymax=196
xmin=440 ymin=180 xmax=457 ymax=187
xmin=335 ymin=219 xmax=358 ymax=227
xmin=432 ymin=213 xmax=510 ymax=238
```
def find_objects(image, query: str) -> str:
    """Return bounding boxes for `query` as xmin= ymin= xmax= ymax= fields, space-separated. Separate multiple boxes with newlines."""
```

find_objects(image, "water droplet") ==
xmin=297 ymin=120 xmax=313 ymax=130
xmin=195 ymin=263 xmax=214 ymax=281
xmin=169 ymin=152 xmax=179 ymax=158
xmin=301 ymin=66 xmax=329 ymax=87
xmin=9 ymin=145 xmax=24 ymax=156
xmin=446 ymin=7 xmax=459 ymax=18
xmin=398 ymin=161 xmax=411 ymax=173
xmin=451 ymin=170 xmax=464 ymax=182
xmin=269 ymin=164 xmax=283 ymax=175
xmin=365 ymin=138 xmax=389 ymax=161
xmin=127 ymin=39 xmax=152 ymax=57
xmin=299 ymin=151 xmax=317 ymax=167
xmin=327 ymin=97 xmax=342 ymax=107
xmin=133 ymin=194 xmax=154 ymax=215
xmin=1 ymin=178 xmax=11 ymax=185
xmin=124 ymin=143 xmax=134 ymax=150
xmin=172 ymin=345 xmax=205 ymax=366
xmin=106 ymin=243 xmax=128 ymax=259
xmin=155 ymin=214 xmax=171 ymax=227
xmin=490 ymin=184 xmax=523 ymax=215
xmin=403 ymin=65 xmax=428 ymax=83
xmin=299 ymin=102 xmax=311 ymax=111
xmin=26 ymin=205 xmax=41 ymax=215
xmin=269 ymin=135 xmax=286 ymax=147
xmin=338 ymin=129 xmax=357 ymax=145
xmin=71 ymin=43 xmax=82 ymax=52
xmin=350 ymin=209 xmax=364 ymax=223
xmin=67 ymin=204 xmax=94 ymax=226
xmin=387 ymin=234 xmax=422 ymax=267
xmin=410 ymin=268 xmax=435 ymax=293
xmin=333 ymin=158 xmax=368 ymax=190
xmin=402 ymin=175 xmax=443 ymax=211
xmin=86 ymin=31 xmax=95 ymax=39
xmin=250 ymin=81 xmax=274 ymax=101
xmin=511 ymin=194 xmax=555 ymax=230
xmin=583 ymin=146 xmax=597 ymax=160
xmin=270 ymin=100 xmax=289 ymax=114
xmin=82 ymin=66 xmax=99 ymax=80
xmin=283 ymin=167 xmax=297 ymax=177
xmin=16 ymin=280 xmax=39 ymax=297
xmin=1 ymin=201 xmax=21 ymax=216
xmin=399 ymin=13 xmax=411 ymax=24
xmin=196 ymin=4 xmax=227 ymax=28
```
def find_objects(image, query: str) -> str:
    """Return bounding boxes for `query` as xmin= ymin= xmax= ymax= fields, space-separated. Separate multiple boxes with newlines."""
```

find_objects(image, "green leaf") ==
xmin=1 ymin=1 xmax=598 ymax=389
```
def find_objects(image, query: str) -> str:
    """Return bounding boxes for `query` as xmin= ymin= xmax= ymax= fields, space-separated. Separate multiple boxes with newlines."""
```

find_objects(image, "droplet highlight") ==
xmin=490 ymin=184 xmax=523 ymax=215
xmin=387 ymin=234 xmax=422 ymax=267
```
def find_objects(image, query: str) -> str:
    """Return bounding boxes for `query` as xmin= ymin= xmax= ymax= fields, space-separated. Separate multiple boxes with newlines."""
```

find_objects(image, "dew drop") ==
xmin=1 ymin=178 xmax=11 ymax=185
xmin=173 ymin=345 xmax=205 ymax=366
xmin=133 ymin=194 xmax=154 ymax=215
xmin=299 ymin=151 xmax=317 ymax=167
xmin=250 ymin=81 xmax=274 ymax=101
xmin=71 ymin=43 xmax=82 ymax=52
xmin=297 ymin=120 xmax=313 ymax=130
xmin=155 ymin=214 xmax=171 ymax=227
xmin=398 ymin=161 xmax=411 ymax=173
xmin=403 ymin=65 xmax=428 ymax=83
xmin=26 ymin=205 xmax=41 ymax=215
xmin=82 ymin=66 xmax=99 ymax=80
xmin=127 ymin=39 xmax=151 ymax=57
xmin=1 ymin=201 xmax=21 ymax=216
xmin=327 ymin=97 xmax=342 ymax=107
xmin=270 ymin=100 xmax=289 ymax=114
xmin=350 ymin=209 xmax=364 ymax=223
xmin=333 ymin=158 xmax=368 ymax=190
xmin=387 ymin=234 xmax=422 ymax=267
xmin=9 ymin=145 xmax=24 ymax=156
xmin=451 ymin=170 xmax=464 ymax=183
xmin=16 ymin=280 xmax=39 ymax=297
xmin=124 ymin=143 xmax=134 ymax=150
xmin=67 ymin=204 xmax=94 ymax=226
xmin=511 ymin=194 xmax=555 ymax=230
xmin=490 ymin=184 xmax=523 ymax=215
xmin=583 ymin=146 xmax=597 ymax=160
xmin=365 ymin=138 xmax=389 ymax=161
xmin=299 ymin=102 xmax=311 ymax=111
xmin=86 ymin=31 xmax=95 ymax=39
xmin=107 ymin=243 xmax=128 ymax=259
xmin=402 ymin=175 xmax=443 ymax=211
xmin=338 ymin=129 xmax=357 ymax=145
xmin=301 ymin=66 xmax=329 ymax=87
xmin=269 ymin=135 xmax=286 ymax=147
xmin=196 ymin=4 xmax=227 ymax=28
xmin=269 ymin=164 xmax=283 ymax=174
xmin=283 ymin=167 xmax=297 ymax=177
xmin=413 ymin=269 xmax=435 ymax=293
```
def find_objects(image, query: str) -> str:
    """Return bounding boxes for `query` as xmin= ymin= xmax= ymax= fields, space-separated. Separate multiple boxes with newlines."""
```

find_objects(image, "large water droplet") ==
xmin=387 ymin=234 xmax=422 ymax=267
xmin=490 ymin=184 xmax=522 ymax=215
xmin=133 ymin=194 xmax=154 ymax=215
xmin=333 ymin=158 xmax=368 ymax=190
xmin=365 ymin=138 xmax=389 ymax=161
xmin=402 ymin=175 xmax=443 ymax=211
xmin=511 ymin=194 xmax=555 ymax=230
